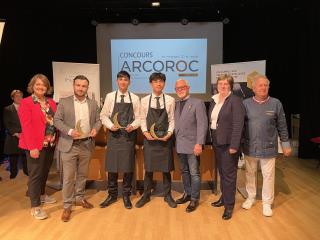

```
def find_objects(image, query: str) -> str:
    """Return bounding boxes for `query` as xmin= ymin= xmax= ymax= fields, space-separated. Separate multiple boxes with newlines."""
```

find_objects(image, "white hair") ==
xmin=252 ymin=74 xmax=270 ymax=87
xmin=175 ymin=79 xmax=189 ymax=86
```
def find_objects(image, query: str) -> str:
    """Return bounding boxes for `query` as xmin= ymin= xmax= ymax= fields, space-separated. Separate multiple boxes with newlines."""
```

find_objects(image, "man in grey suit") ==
xmin=54 ymin=75 xmax=101 ymax=222
xmin=174 ymin=79 xmax=208 ymax=212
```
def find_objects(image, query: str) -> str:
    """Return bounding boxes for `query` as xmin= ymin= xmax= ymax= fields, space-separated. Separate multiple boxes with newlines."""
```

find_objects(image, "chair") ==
xmin=310 ymin=137 xmax=320 ymax=168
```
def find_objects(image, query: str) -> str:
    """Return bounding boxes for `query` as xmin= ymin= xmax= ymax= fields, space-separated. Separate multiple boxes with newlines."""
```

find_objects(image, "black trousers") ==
xmin=213 ymin=144 xmax=239 ymax=211
xmin=108 ymin=172 xmax=133 ymax=197
xmin=9 ymin=153 xmax=28 ymax=178
xmin=143 ymin=171 xmax=172 ymax=197
xmin=26 ymin=146 xmax=54 ymax=207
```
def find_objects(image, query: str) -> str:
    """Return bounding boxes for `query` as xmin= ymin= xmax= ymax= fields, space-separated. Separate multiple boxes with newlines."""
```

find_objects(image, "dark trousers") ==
xmin=214 ymin=144 xmax=239 ymax=211
xmin=9 ymin=153 xmax=28 ymax=178
xmin=26 ymin=146 xmax=54 ymax=207
xmin=108 ymin=172 xmax=133 ymax=197
xmin=143 ymin=171 xmax=171 ymax=197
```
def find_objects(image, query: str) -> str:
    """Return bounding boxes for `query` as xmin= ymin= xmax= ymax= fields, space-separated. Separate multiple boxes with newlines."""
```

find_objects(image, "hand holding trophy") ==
xmin=73 ymin=120 xmax=85 ymax=138
xmin=149 ymin=123 xmax=169 ymax=141
xmin=112 ymin=112 xmax=128 ymax=131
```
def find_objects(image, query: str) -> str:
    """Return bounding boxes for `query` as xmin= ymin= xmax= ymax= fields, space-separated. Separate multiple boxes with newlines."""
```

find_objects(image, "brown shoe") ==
xmin=76 ymin=199 xmax=94 ymax=209
xmin=61 ymin=207 xmax=72 ymax=222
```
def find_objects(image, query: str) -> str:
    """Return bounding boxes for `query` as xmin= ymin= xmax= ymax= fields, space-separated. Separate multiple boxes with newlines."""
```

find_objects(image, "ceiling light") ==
xmin=151 ymin=1 xmax=160 ymax=7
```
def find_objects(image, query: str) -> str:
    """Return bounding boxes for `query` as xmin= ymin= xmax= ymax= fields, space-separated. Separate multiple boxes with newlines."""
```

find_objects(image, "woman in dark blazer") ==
xmin=18 ymin=73 xmax=57 ymax=220
xmin=208 ymin=74 xmax=245 ymax=220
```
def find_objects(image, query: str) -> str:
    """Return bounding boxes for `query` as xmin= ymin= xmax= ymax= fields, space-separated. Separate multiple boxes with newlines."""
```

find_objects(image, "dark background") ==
xmin=0 ymin=0 xmax=319 ymax=158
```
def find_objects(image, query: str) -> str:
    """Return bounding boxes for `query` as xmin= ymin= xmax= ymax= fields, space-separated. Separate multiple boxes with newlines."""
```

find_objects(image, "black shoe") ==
xmin=135 ymin=196 xmax=150 ymax=208
xmin=222 ymin=209 xmax=233 ymax=220
xmin=9 ymin=173 xmax=17 ymax=179
xmin=123 ymin=195 xmax=132 ymax=209
xmin=100 ymin=195 xmax=117 ymax=208
xmin=186 ymin=200 xmax=199 ymax=213
xmin=164 ymin=195 xmax=177 ymax=208
xmin=211 ymin=198 xmax=224 ymax=207
xmin=175 ymin=193 xmax=191 ymax=204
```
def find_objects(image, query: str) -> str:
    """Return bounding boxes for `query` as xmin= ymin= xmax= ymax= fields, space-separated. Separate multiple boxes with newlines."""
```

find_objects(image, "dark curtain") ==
xmin=0 ymin=4 xmax=319 ymax=159
xmin=298 ymin=5 xmax=320 ymax=158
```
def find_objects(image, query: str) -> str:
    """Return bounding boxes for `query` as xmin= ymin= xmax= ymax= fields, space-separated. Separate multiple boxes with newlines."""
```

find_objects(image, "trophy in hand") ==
xmin=75 ymin=120 xmax=85 ymax=138
xmin=112 ymin=112 xmax=127 ymax=129
xmin=150 ymin=123 xmax=167 ymax=140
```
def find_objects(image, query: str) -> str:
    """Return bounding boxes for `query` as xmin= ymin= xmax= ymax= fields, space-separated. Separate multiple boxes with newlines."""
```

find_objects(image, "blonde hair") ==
xmin=27 ymin=73 xmax=53 ymax=95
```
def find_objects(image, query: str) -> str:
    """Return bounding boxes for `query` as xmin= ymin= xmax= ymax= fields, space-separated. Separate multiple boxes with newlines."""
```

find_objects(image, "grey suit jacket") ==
xmin=174 ymin=97 xmax=208 ymax=154
xmin=54 ymin=96 xmax=102 ymax=153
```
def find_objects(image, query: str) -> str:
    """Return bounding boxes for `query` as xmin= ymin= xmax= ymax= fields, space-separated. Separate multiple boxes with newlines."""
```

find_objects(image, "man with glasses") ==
xmin=174 ymin=79 xmax=208 ymax=212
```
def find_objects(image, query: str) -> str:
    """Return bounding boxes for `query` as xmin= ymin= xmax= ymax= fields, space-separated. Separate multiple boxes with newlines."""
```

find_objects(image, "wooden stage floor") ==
xmin=0 ymin=157 xmax=319 ymax=240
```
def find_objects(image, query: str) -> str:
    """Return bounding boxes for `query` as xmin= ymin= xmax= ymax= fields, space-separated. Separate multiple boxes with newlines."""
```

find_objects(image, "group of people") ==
xmin=4 ymin=70 xmax=291 ymax=222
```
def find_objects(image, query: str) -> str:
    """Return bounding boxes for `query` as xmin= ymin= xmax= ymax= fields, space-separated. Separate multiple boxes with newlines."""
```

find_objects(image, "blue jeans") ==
xmin=177 ymin=153 xmax=201 ymax=200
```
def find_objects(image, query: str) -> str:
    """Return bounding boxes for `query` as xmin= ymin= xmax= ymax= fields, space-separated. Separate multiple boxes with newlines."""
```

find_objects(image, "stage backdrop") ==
xmin=211 ymin=60 xmax=266 ymax=99
xmin=97 ymin=22 xmax=223 ymax=101
xmin=52 ymin=61 xmax=100 ymax=105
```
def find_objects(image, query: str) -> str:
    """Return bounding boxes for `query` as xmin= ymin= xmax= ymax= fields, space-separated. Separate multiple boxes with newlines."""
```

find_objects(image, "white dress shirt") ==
xmin=100 ymin=90 xmax=140 ymax=130
xmin=70 ymin=96 xmax=91 ymax=137
xmin=13 ymin=103 xmax=19 ymax=111
xmin=140 ymin=93 xmax=175 ymax=133
xmin=210 ymin=92 xmax=231 ymax=129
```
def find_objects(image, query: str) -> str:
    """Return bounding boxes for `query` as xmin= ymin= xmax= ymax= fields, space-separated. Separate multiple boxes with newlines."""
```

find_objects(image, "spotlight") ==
xmin=151 ymin=1 xmax=160 ymax=7
xmin=180 ymin=18 xmax=189 ymax=25
xmin=131 ymin=18 xmax=140 ymax=25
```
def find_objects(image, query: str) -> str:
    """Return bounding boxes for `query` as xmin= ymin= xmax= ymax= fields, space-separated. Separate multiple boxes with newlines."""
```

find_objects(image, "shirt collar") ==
xmin=117 ymin=90 xmax=129 ymax=97
xmin=152 ymin=92 xmax=164 ymax=98
xmin=74 ymin=95 xmax=88 ymax=103
xmin=253 ymin=96 xmax=270 ymax=104
xmin=32 ymin=94 xmax=47 ymax=104
xmin=212 ymin=91 xmax=231 ymax=103
xmin=179 ymin=95 xmax=190 ymax=101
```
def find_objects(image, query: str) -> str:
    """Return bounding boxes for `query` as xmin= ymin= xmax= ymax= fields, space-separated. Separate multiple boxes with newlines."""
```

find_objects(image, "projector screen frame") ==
xmin=97 ymin=22 xmax=223 ymax=101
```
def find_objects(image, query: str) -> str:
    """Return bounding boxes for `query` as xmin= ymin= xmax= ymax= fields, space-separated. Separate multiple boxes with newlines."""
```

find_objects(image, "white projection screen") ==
xmin=97 ymin=22 xmax=223 ymax=100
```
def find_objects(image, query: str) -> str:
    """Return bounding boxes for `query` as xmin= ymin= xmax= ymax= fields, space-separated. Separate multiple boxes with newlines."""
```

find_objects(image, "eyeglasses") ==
xmin=175 ymin=86 xmax=188 ymax=91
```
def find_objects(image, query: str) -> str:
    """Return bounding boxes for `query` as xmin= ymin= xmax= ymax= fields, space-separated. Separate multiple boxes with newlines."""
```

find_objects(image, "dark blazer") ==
xmin=174 ymin=97 xmax=208 ymax=154
xmin=208 ymin=94 xmax=245 ymax=150
xmin=3 ymin=104 xmax=22 ymax=155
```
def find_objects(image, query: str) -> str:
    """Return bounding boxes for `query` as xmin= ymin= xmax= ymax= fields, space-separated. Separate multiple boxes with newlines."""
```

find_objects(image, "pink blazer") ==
xmin=18 ymin=96 xmax=57 ymax=151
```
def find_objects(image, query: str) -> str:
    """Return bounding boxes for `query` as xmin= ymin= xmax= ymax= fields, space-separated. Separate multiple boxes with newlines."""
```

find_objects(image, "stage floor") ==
xmin=0 ymin=157 xmax=319 ymax=240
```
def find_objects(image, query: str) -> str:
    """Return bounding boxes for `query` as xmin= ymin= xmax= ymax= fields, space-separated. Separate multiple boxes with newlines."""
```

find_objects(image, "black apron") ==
xmin=106 ymin=91 xmax=137 ymax=172
xmin=143 ymin=94 xmax=174 ymax=172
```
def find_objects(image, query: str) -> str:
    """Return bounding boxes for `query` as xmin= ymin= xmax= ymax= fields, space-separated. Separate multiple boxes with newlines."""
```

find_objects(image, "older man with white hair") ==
xmin=174 ymin=79 xmax=208 ymax=212
xmin=241 ymin=74 xmax=292 ymax=217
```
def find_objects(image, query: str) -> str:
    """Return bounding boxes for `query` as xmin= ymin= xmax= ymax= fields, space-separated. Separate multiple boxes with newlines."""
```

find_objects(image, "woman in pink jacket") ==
xmin=18 ymin=73 xmax=57 ymax=220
